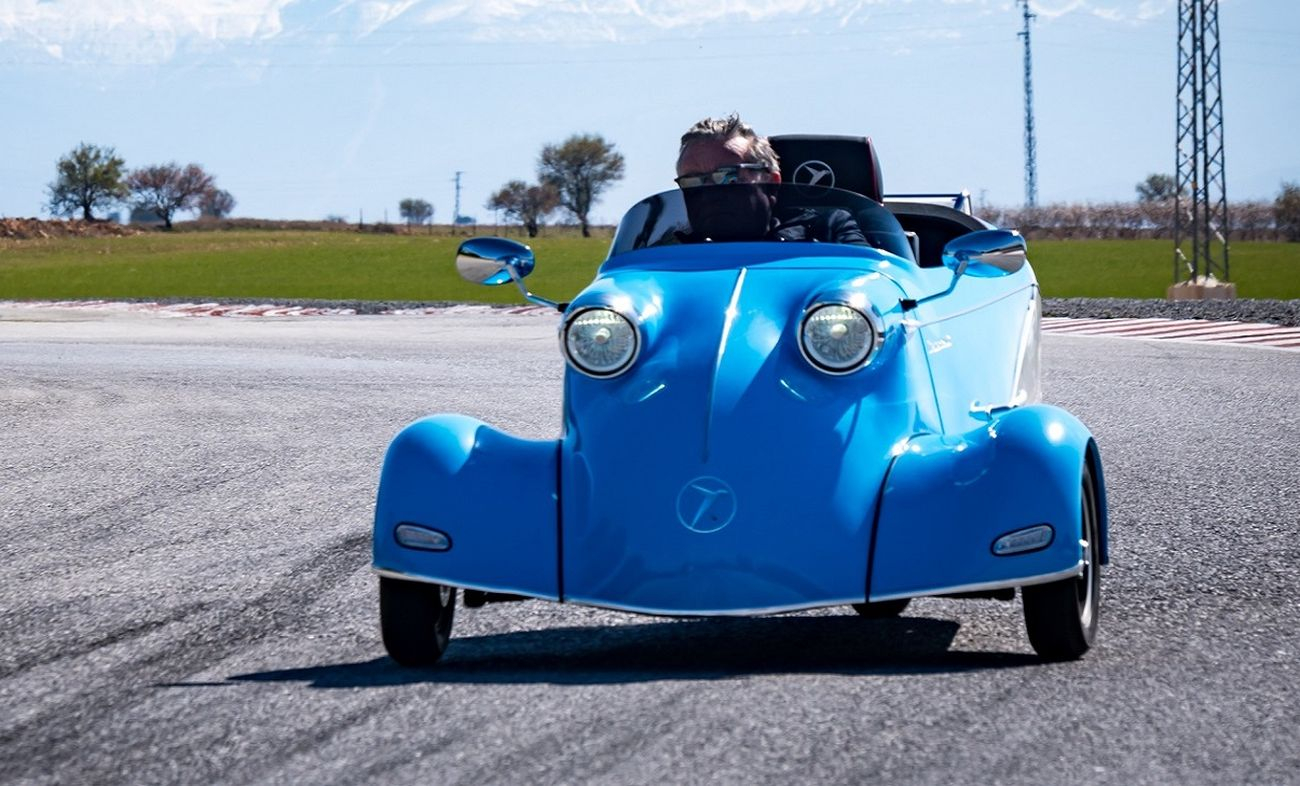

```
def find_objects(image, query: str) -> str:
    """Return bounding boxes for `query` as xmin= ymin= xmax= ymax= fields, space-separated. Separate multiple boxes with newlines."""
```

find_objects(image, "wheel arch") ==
xmin=1084 ymin=437 xmax=1110 ymax=566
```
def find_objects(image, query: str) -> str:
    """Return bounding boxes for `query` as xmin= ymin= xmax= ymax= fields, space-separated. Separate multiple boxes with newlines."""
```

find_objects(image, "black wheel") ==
xmin=852 ymin=598 xmax=911 ymax=618
xmin=1022 ymin=463 xmax=1101 ymax=662
xmin=379 ymin=576 xmax=456 ymax=667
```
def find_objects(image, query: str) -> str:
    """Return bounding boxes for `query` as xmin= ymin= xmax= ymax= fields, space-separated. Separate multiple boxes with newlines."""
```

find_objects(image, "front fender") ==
xmin=372 ymin=414 xmax=560 ymax=599
xmin=869 ymin=404 xmax=1107 ymax=601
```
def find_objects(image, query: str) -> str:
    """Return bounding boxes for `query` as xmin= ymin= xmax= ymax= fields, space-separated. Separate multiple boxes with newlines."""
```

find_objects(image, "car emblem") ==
xmin=676 ymin=476 xmax=737 ymax=533
xmin=792 ymin=159 xmax=836 ymax=194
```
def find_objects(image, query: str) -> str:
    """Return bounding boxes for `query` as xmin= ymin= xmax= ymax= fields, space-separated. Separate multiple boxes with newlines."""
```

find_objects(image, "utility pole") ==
xmin=1018 ymin=0 xmax=1038 ymax=208
xmin=452 ymin=171 xmax=464 ymax=233
xmin=1172 ymin=0 xmax=1230 ymax=297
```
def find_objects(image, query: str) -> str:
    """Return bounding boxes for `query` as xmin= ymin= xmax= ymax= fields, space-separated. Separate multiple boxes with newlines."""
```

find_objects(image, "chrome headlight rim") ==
xmin=798 ymin=301 xmax=884 ymax=375
xmin=561 ymin=305 xmax=641 ymax=379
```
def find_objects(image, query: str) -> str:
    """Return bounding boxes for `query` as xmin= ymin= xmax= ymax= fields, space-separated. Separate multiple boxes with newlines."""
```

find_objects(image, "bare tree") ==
xmin=199 ymin=188 xmax=236 ymax=219
xmin=47 ymin=143 xmax=128 ymax=221
xmin=538 ymin=134 xmax=624 ymax=237
xmin=486 ymin=180 xmax=560 ymax=238
xmin=398 ymin=198 xmax=434 ymax=226
xmin=1136 ymin=173 xmax=1179 ymax=203
xmin=126 ymin=163 xmax=215 ymax=229
xmin=1277 ymin=182 xmax=1300 ymax=242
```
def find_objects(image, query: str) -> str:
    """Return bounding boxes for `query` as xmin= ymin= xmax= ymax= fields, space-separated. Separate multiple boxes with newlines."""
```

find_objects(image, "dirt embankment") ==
xmin=0 ymin=218 xmax=144 ymax=240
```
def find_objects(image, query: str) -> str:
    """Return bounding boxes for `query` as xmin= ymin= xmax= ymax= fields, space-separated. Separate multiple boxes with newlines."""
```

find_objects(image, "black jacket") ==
xmin=770 ymin=208 xmax=867 ymax=244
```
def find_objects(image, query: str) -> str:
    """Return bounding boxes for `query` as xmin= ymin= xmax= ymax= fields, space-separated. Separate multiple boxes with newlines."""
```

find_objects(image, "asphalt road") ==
xmin=1 ymin=309 xmax=1297 ymax=786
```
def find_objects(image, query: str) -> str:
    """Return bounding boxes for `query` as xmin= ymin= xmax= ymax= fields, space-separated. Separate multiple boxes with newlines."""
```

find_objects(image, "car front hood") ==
xmin=558 ymin=258 xmax=934 ymax=613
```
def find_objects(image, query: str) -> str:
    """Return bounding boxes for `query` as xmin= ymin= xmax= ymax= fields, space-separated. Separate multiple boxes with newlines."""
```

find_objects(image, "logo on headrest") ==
xmin=792 ymin=159 xmax=836 ymax=195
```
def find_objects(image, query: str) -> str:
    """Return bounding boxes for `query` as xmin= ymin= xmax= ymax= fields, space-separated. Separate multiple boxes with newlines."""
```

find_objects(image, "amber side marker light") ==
xmin=394 ymin=523 xmax=452 ymax=552
xmin=991 ymin=524 xmax=1054 ymax=556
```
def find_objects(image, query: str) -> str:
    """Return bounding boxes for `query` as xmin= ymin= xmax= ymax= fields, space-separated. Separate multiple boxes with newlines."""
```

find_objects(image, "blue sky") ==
xmin=1 ymin=0 xmax=1296 ymax=225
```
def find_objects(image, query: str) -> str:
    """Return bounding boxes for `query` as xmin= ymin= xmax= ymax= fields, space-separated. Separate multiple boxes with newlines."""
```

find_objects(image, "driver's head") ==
xmin=676 ymin=115 xmax=781 ymax=187
xmin=676 ymin=115 xmax=781 ymax=241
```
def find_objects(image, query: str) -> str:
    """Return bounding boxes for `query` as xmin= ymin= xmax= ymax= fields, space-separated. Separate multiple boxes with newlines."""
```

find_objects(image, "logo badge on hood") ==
xmin=676 ymin=476 xmax=737 ymax=533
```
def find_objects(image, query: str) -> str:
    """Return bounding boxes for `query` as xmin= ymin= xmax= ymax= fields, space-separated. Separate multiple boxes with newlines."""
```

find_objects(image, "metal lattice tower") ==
xmin=1018 ymin=0 xmax=1038 ymax=208
xmin=1174 ymin=0 xmax=1228 ymax=283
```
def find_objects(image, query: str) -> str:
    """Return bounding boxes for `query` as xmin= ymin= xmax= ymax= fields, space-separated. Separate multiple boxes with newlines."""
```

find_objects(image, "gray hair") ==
xmin=678 ymin=114 xmax=780 ymax=172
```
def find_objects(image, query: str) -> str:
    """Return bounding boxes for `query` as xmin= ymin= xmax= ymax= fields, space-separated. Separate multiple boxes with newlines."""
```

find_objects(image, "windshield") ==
xmin=608 ymin=184 xmax=914 ymax=262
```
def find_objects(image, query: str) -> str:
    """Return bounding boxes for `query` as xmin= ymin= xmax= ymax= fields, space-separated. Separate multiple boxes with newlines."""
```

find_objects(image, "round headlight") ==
xmin=800 ymin=303 xmax=878 ymax=373
xmin=563 ymin=307 xmax=639 ymax=377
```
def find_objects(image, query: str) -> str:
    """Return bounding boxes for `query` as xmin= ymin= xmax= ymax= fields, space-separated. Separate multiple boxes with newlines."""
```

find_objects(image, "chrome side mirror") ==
xmin=942 ymin=230 xmax=1027 ymax=278
xmin=901 ymin=229 xmax=1028 ymax=312
xmin=456 ymin=237 xmax=535 ymax=286
xmin=454 ymin=236 xmax=561 ymax=310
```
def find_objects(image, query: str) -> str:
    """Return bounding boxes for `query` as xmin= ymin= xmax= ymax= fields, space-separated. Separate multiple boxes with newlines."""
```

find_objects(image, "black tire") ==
xmin=1022 ymin=463 xmax=1101 ymax=662
xmin=852 ymin=598 xmax=911 ymax=618
xmin=379 ymin=576 xmax=457 ymax=667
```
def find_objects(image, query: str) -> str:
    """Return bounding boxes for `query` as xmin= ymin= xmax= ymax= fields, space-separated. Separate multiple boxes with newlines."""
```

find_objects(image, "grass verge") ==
xmin=0 ymin=232 xmax=1296 ymax=303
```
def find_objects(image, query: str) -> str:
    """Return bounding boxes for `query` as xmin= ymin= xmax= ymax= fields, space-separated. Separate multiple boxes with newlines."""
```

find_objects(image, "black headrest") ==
xmin=768 ymin=135 xmax=883 ymax=203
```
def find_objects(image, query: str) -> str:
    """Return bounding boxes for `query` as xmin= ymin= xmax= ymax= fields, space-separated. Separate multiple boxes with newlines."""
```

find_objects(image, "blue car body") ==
xmin=373 ymin=184 xmax=1109 ymax=621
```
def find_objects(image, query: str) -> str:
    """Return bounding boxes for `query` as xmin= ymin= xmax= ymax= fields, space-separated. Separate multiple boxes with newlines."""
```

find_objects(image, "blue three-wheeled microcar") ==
xmin=371 ymin=135 xmax=1108 ymax=665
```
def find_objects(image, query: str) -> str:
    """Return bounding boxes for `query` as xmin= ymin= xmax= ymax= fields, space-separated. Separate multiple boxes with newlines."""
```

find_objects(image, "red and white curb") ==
xmin=1043 ymin=317 xmax=1300 ymax=351
xmin=0 ymin=300 xmax=555 ymax=318
xmin=3 ymin=301 xmax=1296 ymax=351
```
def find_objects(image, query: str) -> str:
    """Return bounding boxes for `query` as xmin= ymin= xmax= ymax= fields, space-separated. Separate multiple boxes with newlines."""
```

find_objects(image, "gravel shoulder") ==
xmin=1041 ymin=297 xmax=1300 ymax=327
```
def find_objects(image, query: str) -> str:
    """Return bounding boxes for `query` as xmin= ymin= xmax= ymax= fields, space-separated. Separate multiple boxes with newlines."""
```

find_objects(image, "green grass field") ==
xmin=1029 ymin=239 xmax=1300 ymax=299
xmin=0 ymin=231 xmax=1296 ymax=303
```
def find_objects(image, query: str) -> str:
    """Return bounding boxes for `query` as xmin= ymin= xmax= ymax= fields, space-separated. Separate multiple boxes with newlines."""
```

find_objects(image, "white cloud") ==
xmin=1136 ymin=0 xmax=1173 ymax=22
xmin=415 ymin=0 xmax=894 ymax=41
xmin=0 ymin=0 xmax=295 ymax=63
xmin=0 ymin=0 xmax=1172 ymax=61
xmin=405 ymin=0 xmax=1170 ymax=41
xmin=334 ymin=0 xmax=423 ymax=35
xmin=1029 ymin=0 xmax=1172 ymax=23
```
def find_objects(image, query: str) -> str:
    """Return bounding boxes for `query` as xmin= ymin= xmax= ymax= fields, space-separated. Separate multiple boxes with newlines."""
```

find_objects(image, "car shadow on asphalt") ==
xmin=222 ymin=615 xmax=1040 ymax=688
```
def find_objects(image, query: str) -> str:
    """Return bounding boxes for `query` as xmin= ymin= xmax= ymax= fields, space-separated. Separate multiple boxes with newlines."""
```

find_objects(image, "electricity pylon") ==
xmin=1174 ymin=0 xmax=1229 ymax=286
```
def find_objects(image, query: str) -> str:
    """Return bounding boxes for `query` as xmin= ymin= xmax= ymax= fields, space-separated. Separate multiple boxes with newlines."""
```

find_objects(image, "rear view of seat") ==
xmin=769 ymin=134 xmax=913 ymax=261
xmin=768 ymin=135 xmax=884 ymax=202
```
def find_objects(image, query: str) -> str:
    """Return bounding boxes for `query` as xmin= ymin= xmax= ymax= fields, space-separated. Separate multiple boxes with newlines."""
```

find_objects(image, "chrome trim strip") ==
xmin=380 ymin=561 xmax=1085 ymax=616
xmin=970 ymin=286 xmax=1041 ymax=419
xmin=1009 ymin=285 xmax=1042 ymax=405
xmin=561 ymin=594 xmax=869 ymax=618
xmin=703 ymin=267 xmax=747 ymax=462
xmin=372 ymin=567 xmax=560 ymax=602
xmin=902 ymin=282 xmax=1035 ymax=330
xmin=376 ymin=567 xmax=867 ymax=616
xmin=868 ymin=560 xmax=1085 ymax=603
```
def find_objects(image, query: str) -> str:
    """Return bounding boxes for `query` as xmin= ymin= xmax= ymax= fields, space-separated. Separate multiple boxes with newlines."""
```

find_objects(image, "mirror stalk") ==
xmin=901 ymin=262 xmax=966 ymax=311
xmin=902 ymin=230 xmax=1025 ymax=311
xmin=505 ymin=261 xmax=562 ymax=311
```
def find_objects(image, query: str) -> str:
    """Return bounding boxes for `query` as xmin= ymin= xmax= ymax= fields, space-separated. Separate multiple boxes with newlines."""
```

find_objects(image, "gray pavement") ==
xmin=1 ymin=310 xmax=1297 ymax=785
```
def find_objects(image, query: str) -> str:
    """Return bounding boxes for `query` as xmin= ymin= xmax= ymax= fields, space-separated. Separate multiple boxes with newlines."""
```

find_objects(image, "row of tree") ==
xmin=48 ymin=143 xmax=234 ymax=229
xmin=981 ymin=198 xmax=1296 ymax=241
xmin=487 ymin=134 xmax=624 ymax=237
xmin=978 ymin=176 xmax=1300 ymax=241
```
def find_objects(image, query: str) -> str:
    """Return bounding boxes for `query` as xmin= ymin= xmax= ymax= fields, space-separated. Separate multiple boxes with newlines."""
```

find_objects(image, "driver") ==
xmin=675 ymin=115 xmax=865 ymax=245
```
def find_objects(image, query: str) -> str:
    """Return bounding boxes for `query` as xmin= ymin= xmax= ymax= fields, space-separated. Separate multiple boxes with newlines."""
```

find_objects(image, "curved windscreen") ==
xmin=608 ymin=184 xmax=914 ymax=262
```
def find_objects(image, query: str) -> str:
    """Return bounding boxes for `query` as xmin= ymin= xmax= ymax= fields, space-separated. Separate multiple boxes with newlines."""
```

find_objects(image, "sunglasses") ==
xmin=675 ymin=163 xmax=774 ymax=189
